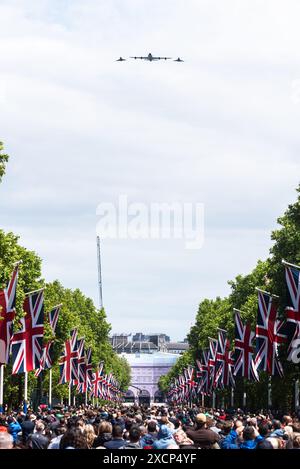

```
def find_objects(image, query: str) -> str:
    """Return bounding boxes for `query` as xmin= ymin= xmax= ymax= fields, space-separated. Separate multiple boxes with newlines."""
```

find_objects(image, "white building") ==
xmin=121 ymin=351 xmax=179 ymax=404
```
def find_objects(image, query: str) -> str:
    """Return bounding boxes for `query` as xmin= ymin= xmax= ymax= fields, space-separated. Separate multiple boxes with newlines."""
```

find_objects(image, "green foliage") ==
xmin=0 ymin=141 xmax=9 ymax=183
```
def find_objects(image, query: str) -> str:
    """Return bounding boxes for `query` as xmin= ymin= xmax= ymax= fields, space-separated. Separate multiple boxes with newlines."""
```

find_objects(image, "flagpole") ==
xmin=212 ymin=391 xmax=216 ymax=409
xmin=85 ymin=388 xmax=88 ymax=406
xmin=24 ymin=372 xmax=28 ymax=412
xmin=243 ymin=391 xmax=247 ymax=408
xmin=230 ymin=387 xmax=234 ymax=407
xmin=68 ymin=382 xmax=71 ymax=406
xmin=24 ymin=288 xmax=45 ymax=296
xmin=282 ymin=259 xmax=300 ymax=270
xmin=267 ymin=376 xmax=272 ymax=409
xmin=49 ymin=368 xmax=52 ymax=409
xmin=0 ymin=365 xmax=4 ymax=413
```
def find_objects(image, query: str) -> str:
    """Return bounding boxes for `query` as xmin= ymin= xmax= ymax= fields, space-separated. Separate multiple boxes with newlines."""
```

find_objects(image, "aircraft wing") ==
xmin=130 ymin=56 xmax=148 ymax=60
xmin=153 ymin=57 xmax=172 ymax=60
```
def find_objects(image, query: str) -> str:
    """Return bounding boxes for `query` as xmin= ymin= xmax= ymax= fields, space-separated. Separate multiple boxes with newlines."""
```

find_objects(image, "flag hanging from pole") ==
xmin=11 ymin=289 xmax=44 ymax=374
xmin=0 ymin=262 xmax=21 ymax=364
xmin=59 ymin=329 xmax=78 ymax=384
xmin=283 ymin=261 xmax=300 ymax=361
xmin=234 ymin=310 xmax=259 ymax=381
xmin=35 ymin=305 xmax=61 ymax=377
xmin=208 ymin=337 xmax=218 ymax=392
xmin=254 ymin=289 xmax=286 ymax=377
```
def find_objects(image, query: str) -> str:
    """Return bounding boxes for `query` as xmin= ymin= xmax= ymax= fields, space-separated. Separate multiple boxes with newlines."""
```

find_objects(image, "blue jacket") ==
xmin=240 ymin=435 xmax=263 ymax=450
xmin=220 ymin=430 xmax=239 ymax=449
xmin=140 ymin=433 xmax=158 ymax=449
xmin=9 ymin=421 xmax=22 ymax=442
xmin=153 ymin=425 xmax=176 ymax=450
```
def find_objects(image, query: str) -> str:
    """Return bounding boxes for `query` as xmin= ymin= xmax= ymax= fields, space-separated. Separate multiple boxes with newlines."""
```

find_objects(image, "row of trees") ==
xmin=0 ymin=141 xmax=131 ymax=408
xmin=159 ymin=185 xmax=300 ymax=411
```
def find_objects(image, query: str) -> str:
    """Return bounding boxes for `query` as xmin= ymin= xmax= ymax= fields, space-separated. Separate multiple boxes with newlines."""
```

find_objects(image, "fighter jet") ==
xmin=116 ymin=57 xmax=126 ymax=62
xmin=174 ymin=57 xmax=184 ymax=62
xmin=130 ymin=53 xmax=172 ymax=61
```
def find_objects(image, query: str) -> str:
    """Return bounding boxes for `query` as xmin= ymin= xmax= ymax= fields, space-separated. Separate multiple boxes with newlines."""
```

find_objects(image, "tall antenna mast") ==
xmin=97 ymin=236 xmax=103 ymax=310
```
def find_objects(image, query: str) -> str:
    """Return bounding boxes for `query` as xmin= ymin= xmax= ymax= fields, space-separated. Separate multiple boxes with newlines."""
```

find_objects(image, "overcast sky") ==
xmin=0 ymin=0 xmax=300 ymax=341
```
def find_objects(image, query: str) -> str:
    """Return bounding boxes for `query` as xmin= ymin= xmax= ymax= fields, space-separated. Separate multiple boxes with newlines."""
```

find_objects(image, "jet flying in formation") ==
xmin=116 ymin=52 xmax=184 ymax=62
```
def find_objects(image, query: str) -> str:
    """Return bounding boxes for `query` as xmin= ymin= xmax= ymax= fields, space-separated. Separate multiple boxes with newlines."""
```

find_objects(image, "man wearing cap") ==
xmin=186 ymin=413 xmax=220 ymax=449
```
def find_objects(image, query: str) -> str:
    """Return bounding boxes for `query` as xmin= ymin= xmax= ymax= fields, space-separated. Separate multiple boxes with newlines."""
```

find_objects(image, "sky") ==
xmin=0 ymin=0 xmax=300 ymax=341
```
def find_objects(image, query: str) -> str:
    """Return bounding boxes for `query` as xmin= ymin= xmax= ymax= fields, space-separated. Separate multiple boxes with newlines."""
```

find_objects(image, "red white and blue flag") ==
xmin=0 ymin=262 xmax=21 ymax=364
xmin=59 ymin=329 xmax=78 ymax=384
xmin=214 ymin=329 xmax=235 ymax=388
xmin=283 ymin=261 xmax=300 ymax=361
xmin=90 ymin=362 xmax=104 ymax=398
xmin=234 ymin=309 xmax=259 ymax=381
xmin=35 ymin=304 xmax=61 ymax=377
xmin=76 ymin=338 xmax=86 ymax=386
xmin=255 ymin=290 xmax=286 ymax=377
xmin=199 ymin=349 xmax=211 ymax=395
xmin=11 ymin=289 xmax=44 ymax=374
xmin=208 ymin=337 xmax=218 ymax=392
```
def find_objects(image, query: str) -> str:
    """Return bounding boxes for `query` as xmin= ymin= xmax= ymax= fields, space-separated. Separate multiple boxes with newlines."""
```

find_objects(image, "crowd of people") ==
xmin=0 ymin=403 xmax=300 ymax=450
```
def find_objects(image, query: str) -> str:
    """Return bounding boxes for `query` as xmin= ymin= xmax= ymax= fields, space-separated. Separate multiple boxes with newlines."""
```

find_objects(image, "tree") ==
xmin=0 ymin=141 xmax=9 ymax=183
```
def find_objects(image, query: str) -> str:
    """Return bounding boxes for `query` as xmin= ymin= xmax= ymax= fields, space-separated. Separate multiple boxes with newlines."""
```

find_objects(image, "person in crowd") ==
xmin=0 ymin=432 xmax=13 ymax=450
xmin=219 ymin=420 xmax=239 ymax=449
xmin=186 ymin=413 xmax=220 ymax=449
xmin=239 ymin=426 xmax=263 ymax=449
xmin=153 ymin=425 xmax=177 ymax=449
xmin=140 ymin=420 xmax=158 ymax=449
xmin=92 ymin=421 xmax=112 ymax=448
xmin=120 ymin=425 xmax=142 ymax=449
xmin=103 ymin=425 xmax=125 ymax=449
xmin=84 ymin=424 xmax=96 ymax=448
xmin=27 ymin=420 xmax=49 ymax=449
xmin=59 ymin=427 xmax=89 ymax=449
xmin=7 ymin=416 xmax=21 ymax=445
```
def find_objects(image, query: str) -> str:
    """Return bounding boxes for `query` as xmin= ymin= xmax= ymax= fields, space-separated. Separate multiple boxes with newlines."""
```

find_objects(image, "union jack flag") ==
xmin=254 ymin=289 xmax=286 ymax=377
xmin=208 ymin=337 xmax=218 ymax=392
xmin=90 ymin=362 xmax=104 ymax=398
xmin=185 ymin=365 xmax=196 ymax=400
xmin=196 ymin=359 xmax=203 ymax=392
xmin=35 ymin=305 xmax=61 ymax=377
xmin=11 ymin=289 xmax=44 ymax=374
xmin=77 ymin=338 xmax=86 ymax=384
xmin=283 ymin=261 xmax=300 ymax=361
xmin=59 ymin=329 xmax=78 ymax=384
xmin=234 ymin=309 xmax=259 ymax=381
xmin=0 ymin=262 xmax=21 ymax=364
xmin=198 ymin=349 xmax=211 ymax=395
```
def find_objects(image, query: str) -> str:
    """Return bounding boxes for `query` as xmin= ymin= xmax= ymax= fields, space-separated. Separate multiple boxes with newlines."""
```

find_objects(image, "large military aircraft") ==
xmin=130 ymin=53 xmax=171 ymax=61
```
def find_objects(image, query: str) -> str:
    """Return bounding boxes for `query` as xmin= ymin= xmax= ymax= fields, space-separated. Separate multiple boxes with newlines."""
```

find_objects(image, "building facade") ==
xmin=121 ymin=351 xmax=179 ymax=404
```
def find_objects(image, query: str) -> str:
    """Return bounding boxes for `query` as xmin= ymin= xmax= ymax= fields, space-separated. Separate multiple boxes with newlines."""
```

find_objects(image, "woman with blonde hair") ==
xmin=84 ymin=424 xmax=96 ymax=449
xmin=92 ymin=421 xmax=112 ymax=448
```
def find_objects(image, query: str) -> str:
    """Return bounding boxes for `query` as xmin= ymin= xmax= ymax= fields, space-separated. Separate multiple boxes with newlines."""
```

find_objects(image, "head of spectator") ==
xmin=60 ymin=427 xmax=89 ymax=449
xmin=0 ymin=432 xmax=13 ymax=449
